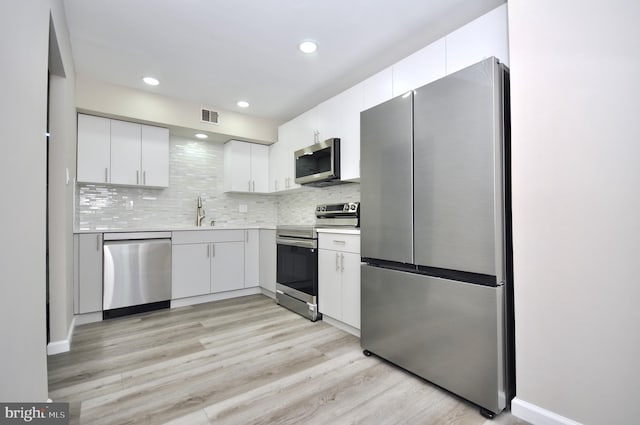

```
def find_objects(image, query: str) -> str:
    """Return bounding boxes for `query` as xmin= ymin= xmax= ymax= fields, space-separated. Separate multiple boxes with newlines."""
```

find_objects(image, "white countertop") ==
xmin=316 ymin=228 xmax=361 ymax=235
xmin=74 ymin=225 xmax=276 ymax=234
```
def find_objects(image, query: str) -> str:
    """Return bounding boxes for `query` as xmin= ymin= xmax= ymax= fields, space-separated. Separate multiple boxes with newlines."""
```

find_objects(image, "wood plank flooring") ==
xmin=48 ymin=295 xmax=528 ymax=425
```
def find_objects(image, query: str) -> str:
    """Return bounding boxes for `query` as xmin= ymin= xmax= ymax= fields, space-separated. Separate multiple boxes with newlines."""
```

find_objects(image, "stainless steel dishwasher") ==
xmin=103 ymin=232 xmax=172 ymax=319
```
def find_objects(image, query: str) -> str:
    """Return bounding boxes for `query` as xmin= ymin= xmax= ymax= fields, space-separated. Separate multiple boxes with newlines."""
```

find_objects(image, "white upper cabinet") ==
xmin=338 ymin=83 xmax=363 ymax=181
xmin=445 ymin=4 xmax=509 ymax=75
xmin=362 ymin=67 xmax=393 ymax=111
xmin=315 ymin=95 xmax=342 ymax=143
xmin=110 ymin=120 xmax=141 ymax=186
xmin=77 ymin=114 xmax=111 ymax=184
xmin=77 ymin=113 xmax=169 ymax=188
xmin=141 ymin=125 xmax=170 ymax=187
xmin=392 ymin=38 xmax=446 ymax=96
xmin=224 ymin=140 xmax=269 ymax=193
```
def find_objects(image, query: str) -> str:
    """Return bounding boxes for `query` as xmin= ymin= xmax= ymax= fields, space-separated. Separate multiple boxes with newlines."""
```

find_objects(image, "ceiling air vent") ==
xmin=201 ymin=108 xmax=220 ymax=125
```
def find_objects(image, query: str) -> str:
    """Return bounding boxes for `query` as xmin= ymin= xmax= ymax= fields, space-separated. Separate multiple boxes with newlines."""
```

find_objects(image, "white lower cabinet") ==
xmin=171 ymin=243 xmax=211 ymax=299
xmin=211 ymin=241 xmax=245 ymax=293
xmin=318 ymin=233 xmax=361 ymax=329
xmin=244 ymin=230 xmax=260 ymax=288
xmin=258 ymin=229 xmax=276 ymax=294
xmin=74 ymin=233 xmax=103 ymax=314
xmin=172 ymin=230 xmax=245 ymax=299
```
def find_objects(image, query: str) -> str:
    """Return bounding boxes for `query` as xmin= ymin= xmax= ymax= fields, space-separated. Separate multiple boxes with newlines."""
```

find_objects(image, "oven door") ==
xmin=276 ymin=236 xmax=318 ymax=302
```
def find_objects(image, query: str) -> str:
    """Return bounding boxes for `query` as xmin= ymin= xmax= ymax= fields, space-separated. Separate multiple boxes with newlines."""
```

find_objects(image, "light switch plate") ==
xmin=239 ymin=204 xmax=248 ymax=213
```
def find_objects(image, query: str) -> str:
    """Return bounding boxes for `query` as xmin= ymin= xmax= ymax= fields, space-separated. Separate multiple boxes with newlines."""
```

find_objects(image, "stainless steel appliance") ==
xmin=276 ymin=202 xmax=360 ymax=320
xmin=360 ymin=57 xmax=514 ymax=418
xmin=276 ymin=225 xmax=319 ymax=321
xmin=294 ymin=138 xmax=341 ymax=186
xmin=103 ymin=232 xmax=172 ymax=319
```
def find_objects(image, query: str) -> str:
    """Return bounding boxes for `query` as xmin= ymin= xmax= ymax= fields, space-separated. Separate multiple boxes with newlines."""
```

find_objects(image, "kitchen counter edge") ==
xmin=74 ymin=225 xmax=276 ymax=234
xmin=316 ymin=228 xmax=361 ymax=235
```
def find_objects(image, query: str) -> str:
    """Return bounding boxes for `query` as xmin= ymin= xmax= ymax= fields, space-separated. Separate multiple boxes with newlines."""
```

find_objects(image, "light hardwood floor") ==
xmin=48 ymin=295 xmax=528 ymax=425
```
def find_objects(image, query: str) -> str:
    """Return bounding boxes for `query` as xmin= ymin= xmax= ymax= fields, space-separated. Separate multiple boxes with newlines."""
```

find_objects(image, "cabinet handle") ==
xmin=212 ymin=243 xmax=215 ymax=257
xmin=341 ymin=253 xmax=345 ymax=272
xmin=96 ymin=234 xmax=101 ymax=251
xmin=332 ymin=240 xmax=346 ymax=245
xmin=207 ymin=244 xmax=210 ymax=258
xmin=143 ymin=171 xmax=146 ymax=185
xmin=136 ymin=170 xmax=140 ymax=185
xmin=105 ymin=168 xmax=108 ymax=183
xmin=336 ymin=253 xmax=340 ymax=271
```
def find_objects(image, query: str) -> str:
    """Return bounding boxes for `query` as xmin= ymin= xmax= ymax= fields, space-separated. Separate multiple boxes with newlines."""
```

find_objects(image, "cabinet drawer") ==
xmin=318 ymin=233 xmax=360 ymax=254
xmin=172 ymin=229 xmax=245 ymax=245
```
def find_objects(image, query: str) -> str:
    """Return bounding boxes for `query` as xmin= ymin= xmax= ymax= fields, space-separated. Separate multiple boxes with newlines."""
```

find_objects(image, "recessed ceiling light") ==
xmin=194 ymin=133 xmax=208 ymax=139
xmin=143 ymin=76 xmax=159 ymax=86
xmin=237 ymin=100 xmax=250 ymax=108
xmin=298 ymin=40 xmax=318 ymax=54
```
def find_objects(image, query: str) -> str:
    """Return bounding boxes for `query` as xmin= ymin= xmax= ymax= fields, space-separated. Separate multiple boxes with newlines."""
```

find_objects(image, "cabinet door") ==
xmin=244 ymin=230 xmax=260 ymax=288
xmin=258 ymin=229 xmax=276 ymax=293
xmin=316 ymin=95 xmax=342 ymax=143
xmin=172 ymin=243 xmax=211 ymax=299
xmin=76 ymin=233 xmax=103 ymax=313
xmin=110 ymin=120 xmax=141 ymax=185
xmin=141 ymin=124 xmax=169 ymax=187
xmin=392 ymin=38 xmax=446 ymax=96
xmin=318 ymin=249 xmax=342 ymax=320
xmin=211 ymin=241 xmax=245 ymax=293
xmin=250 ymin=144 xmax=269 ymax=193
xmin=362 ymin=67 xmax=393 ymax=111
xmin=77 ymin=114 xmax=111 ymax=184
xmin=445 ymin=4 xmax=509 ymax=74
xmin=224 ymin=140 xmax=252 ymax=192
xmin=341 ymin=252 xmax=361 ymax=329
xmin=339 ymin=84 xmax=363 ymax=181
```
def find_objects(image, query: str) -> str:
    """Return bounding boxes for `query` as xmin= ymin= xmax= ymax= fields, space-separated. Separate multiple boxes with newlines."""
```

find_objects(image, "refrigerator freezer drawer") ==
xmin=361 ymin=264 xmax=506 ymax=414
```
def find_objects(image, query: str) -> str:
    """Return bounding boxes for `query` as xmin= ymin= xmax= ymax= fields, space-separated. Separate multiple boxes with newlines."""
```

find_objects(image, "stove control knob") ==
xmin=350 ymin=204 xmax=356 ymax=210
xmin=316 ymin=206 xmax=321 ymax=211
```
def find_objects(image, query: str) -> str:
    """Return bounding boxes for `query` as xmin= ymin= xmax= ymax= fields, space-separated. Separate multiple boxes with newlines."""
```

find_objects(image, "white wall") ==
xmin=75 ymin=77 xmax=279 ymax=144
xmin=509 ymin=1 xmax=640 ymax=424
xmin=0 ymin=0 xmax=50 ymax=401
xmin=48 ymin=0 xmax=77 ymax=348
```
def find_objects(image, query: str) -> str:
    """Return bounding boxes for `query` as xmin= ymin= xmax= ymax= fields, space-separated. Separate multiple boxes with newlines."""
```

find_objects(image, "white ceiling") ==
xmin=63 ymin=0 xmax=505 ymax=124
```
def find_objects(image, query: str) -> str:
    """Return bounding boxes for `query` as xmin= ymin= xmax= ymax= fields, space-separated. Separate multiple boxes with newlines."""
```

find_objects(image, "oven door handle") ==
xmin=276 ymin=236 xmax=317 ymax=249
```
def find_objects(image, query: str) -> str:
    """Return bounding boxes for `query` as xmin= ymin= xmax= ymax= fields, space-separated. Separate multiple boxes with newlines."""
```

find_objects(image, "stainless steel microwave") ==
xmin=294 ymin=138 xmax=341 ymax=186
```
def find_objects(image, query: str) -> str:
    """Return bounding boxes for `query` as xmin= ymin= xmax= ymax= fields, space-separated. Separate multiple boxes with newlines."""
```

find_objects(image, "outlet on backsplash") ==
xmin=239 ymin=204 xmax=248 ymax=213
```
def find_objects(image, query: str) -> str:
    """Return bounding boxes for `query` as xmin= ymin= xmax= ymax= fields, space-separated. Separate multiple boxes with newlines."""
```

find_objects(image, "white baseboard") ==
xmin=322 ymin=315 xmax=361 ymax=338
xmin=74 ymin=311 xmax=103 ymax=325
xmin=170 ymin=287 xmax=262 ymax=308
xmin=259 ymin=287 xmax=276 ymax=299
xmin=47 ymin=316 xmax=76 ymax=356
xmin=511 ymin=398 xmax=583 ymax=425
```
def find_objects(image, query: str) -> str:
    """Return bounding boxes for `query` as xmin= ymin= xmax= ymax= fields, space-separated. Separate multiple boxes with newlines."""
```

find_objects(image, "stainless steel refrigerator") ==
xmin=360 ymin=57 xmax=514 ymax=417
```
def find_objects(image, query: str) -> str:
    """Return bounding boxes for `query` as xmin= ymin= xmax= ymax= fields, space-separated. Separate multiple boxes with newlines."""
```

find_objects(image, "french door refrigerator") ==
xmin=360 ymin=57 xmax=514 ymax=417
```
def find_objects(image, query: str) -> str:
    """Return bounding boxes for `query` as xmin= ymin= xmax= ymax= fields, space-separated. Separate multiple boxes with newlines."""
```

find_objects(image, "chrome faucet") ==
xmin=196 ymin=196 xmax=205 ymax=226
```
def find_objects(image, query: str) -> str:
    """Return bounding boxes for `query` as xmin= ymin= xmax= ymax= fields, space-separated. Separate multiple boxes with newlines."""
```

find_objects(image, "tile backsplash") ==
xmin=76 ymin=136 xmax=359 ymax=230
xmin=76 ymin=136 xmax=278 ymax=230
xmin=276 ymin=184 xmax=360 ymax=225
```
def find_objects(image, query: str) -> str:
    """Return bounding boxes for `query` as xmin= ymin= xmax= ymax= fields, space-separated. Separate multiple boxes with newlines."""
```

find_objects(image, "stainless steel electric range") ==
xmin=275 ymin=202 xmax=359 ymax=321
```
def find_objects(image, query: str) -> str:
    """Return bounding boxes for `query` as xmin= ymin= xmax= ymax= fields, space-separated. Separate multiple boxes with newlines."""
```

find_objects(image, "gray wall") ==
xmin=0 ymin=0 xmax=51 ymax=401
xmin=509 ymin=1 xmax=640 ymax=423
xmin=48 ymin=0 xmax=77 ymax=346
